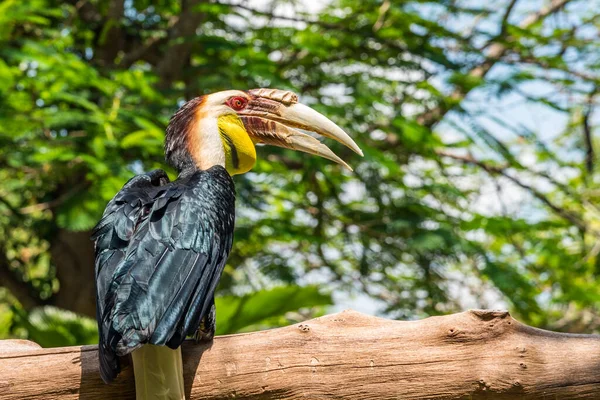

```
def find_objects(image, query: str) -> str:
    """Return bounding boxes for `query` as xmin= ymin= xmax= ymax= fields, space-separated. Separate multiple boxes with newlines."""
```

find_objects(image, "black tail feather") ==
xmin=98 ymin=342 xmax=120 ymax=384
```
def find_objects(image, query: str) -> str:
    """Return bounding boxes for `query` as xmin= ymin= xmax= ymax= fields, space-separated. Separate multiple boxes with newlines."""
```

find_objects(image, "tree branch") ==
xmin=583 ymin=105 xmax=594 ymax=174
xmin=220 ymin=2 xmax=335 ymax=28
xmin=583 ymin=88 xmax=597 ymax=176
xmin=117 ymin=14 xmax=180 ymax=69
xmin=2 ymin=310 xmax=600 ymax=399
xmin=436 ymin=150 xmax=587 ymax=231
xmin=500 ymin=0 xmax=519 ymax=34
xmin=417 ymin=0 xmax=573 ymax=128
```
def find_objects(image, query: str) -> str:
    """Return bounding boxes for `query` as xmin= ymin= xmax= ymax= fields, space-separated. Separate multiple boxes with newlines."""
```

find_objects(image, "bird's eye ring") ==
xmin=227 ymin=96 xmax=248 ymax=111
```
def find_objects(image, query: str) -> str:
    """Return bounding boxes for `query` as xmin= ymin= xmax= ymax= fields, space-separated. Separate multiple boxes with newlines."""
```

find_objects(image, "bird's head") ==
xmin=165 ymin=88 xmax=362 ymax=175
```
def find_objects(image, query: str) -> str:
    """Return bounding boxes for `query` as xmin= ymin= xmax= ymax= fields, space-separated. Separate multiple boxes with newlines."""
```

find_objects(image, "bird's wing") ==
xmin=92 ymin=169 xmax=170 ymax=306
xmin=92 ymin=169 xmax=171 ymax=382
xmin=92 ymin=166 xmax=235 ymax=383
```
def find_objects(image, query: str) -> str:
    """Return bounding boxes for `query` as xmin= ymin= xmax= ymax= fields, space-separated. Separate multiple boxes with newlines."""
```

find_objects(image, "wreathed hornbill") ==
xmin=92 ymin=88 xmax=362 ymax=397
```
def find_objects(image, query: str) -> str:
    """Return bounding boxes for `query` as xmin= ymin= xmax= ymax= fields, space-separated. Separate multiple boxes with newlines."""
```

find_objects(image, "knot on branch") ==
xmin=442 ymin=310 xmax=515 ymax=343
xmin=469 ymin=309 xmax=510 ymax=321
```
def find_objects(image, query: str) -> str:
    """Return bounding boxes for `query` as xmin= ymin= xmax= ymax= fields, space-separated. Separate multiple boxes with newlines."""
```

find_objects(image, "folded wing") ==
xmin=92 ymin=167 xmax=235 ymax=383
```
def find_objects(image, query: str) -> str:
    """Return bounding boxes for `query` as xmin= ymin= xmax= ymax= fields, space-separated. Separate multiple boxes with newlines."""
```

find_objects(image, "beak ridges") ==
xmin=248 ymin=88 xmax=298 ymax=105
xmin=242 ymin=88 xmax=363 ymax=170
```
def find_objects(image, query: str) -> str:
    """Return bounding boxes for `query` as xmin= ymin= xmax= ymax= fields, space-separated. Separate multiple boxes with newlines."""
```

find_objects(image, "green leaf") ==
xmin=55 ymin=188 xmax=105 ymax=231
xmin=24 ymin=306 xmax=98 ymax=347
xmin=215 ymin=286 xmax=332 ymax=335
xmin=0 ymin=303 xmax=14 ymax=337
xmin=121 ymin=129 xmax=163 ymax=149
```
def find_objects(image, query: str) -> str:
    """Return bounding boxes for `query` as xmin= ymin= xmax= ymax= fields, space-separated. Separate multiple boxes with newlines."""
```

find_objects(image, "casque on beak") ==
xmin=238 ymin=89 xmax=363 ymax=171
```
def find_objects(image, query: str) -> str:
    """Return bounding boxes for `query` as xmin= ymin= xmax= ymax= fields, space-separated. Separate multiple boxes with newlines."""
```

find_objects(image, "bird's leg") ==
xmin=195 ymin=299 xmax=216 ymax=342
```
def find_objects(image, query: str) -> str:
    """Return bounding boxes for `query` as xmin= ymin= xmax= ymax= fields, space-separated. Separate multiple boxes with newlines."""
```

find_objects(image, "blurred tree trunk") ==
xmin=96 ymin=0 xmax=126 ymax=65
xmin=49 ymin=230 xmax=96 ymax=318
xmin=37 ymin=0 xmax=210 ymax=319
xmin=156 ymin=0 xmax=209 ymax=87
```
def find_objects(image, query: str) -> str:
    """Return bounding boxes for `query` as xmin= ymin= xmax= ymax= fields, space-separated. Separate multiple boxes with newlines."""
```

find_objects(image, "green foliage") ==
xmin=0 ymin=286 xmax=331 ymax=345
xmin=215 ymin=285 xmax=332 ymax=334
xmin=0 ymin=289 xmax=98 ymax=346
xmin=18 ymin=306 xmax=99 ymax=347
xmin=0 ymin=0 xmax=599 ymax=347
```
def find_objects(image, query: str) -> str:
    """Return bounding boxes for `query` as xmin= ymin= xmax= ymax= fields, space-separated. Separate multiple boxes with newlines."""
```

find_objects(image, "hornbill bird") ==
xmin=92 ymin=88 xmax=362 ymax=398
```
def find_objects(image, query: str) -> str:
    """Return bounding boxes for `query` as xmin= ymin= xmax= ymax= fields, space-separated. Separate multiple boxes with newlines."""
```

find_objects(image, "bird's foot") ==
xmin=194 ymin=302 xmax=216 ymax=343
xmin=194 ymin=324 xmax=215 ymax=342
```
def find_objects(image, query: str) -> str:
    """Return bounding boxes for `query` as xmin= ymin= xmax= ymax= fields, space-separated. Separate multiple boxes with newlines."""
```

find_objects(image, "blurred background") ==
xmin=0 ymin=0 xmax=599 ymax=347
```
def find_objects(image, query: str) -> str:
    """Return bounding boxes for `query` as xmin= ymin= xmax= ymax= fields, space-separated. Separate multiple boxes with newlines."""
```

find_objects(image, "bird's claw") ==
xmin=194 ymin=325 xmax=215 ymax=342
xmin=194 ymin=302 xmax=216 ymax=343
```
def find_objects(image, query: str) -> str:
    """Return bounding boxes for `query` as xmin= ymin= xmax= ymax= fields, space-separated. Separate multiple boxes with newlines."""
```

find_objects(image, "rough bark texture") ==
xmin=1 ymin=309 xmax=599 ymax=399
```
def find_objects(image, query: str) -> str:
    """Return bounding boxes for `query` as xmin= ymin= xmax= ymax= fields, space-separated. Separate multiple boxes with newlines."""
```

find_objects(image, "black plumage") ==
xmin=92 ymin=166 xmax=235 ymax=383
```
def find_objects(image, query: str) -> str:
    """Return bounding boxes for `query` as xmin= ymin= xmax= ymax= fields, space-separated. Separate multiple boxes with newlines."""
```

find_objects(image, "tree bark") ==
xmin=1 ymin=309 xmax=599 ymax=399
xmin=49 ymin=229 xmax=97 ymax=318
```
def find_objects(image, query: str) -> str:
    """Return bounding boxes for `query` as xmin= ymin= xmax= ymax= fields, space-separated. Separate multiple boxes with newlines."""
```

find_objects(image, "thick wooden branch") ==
xmin=1 ymin=310 xmax=600 ymax=399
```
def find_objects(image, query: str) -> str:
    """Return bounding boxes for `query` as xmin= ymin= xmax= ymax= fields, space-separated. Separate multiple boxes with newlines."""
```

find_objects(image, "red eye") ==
xmin=228 ymin=96 xmax=247 ymax=111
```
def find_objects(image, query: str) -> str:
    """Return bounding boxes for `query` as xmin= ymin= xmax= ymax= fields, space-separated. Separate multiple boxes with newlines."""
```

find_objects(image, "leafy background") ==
xmin=0 ymin=0 xmax=599 ymax=347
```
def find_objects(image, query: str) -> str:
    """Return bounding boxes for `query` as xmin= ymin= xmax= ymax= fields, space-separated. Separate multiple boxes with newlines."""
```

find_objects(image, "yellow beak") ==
xmin=239 ymin=89 xmax=363 ymax=170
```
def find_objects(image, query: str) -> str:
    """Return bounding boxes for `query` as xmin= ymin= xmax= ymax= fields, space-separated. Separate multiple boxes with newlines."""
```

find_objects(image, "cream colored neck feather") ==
xmin=194 ymin=116 xmax=226 ymax=170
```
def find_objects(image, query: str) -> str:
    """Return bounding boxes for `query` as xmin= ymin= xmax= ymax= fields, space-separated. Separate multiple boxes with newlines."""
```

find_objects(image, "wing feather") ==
xmin=92 ymin=166 xmax=235 ymax=383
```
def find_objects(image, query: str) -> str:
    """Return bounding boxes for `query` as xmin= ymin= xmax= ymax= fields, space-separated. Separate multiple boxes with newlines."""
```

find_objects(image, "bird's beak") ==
xmin=238 ymin=89 xmax=363 ymax=170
